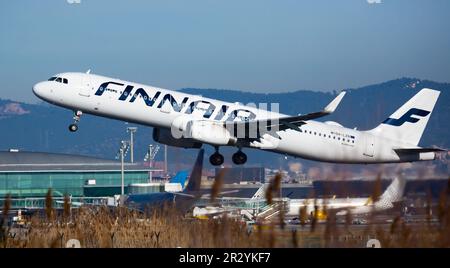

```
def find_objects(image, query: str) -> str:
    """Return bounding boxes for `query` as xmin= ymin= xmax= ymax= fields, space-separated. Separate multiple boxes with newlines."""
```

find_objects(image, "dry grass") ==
xmin=3 ymin=205 xmax=270 ymax=248
xmin=1 ymin=175 xmax=449 ymax=248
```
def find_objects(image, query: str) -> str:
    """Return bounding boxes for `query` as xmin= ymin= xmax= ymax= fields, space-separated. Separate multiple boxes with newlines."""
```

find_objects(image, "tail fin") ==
xmin=371 ymin=88 xmax=440 ymax=146
xmin=184 ymin=149 xmax=204 ymax=192
xmin=169 ymin=170 xmax=189 ymax=189
xmin=374 ymin=177 xmax=406 ymax=210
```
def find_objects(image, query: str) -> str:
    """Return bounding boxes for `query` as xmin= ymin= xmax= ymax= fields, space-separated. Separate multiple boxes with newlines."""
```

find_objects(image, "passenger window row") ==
xmin=48 ymin=77 xmax=68 ymax=84
xmin=303 ymin=129 xmax=355 ymax=143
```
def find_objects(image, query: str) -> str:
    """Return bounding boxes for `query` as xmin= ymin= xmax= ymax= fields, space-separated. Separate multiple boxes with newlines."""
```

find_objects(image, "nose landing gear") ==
xmin=232 ymin=150 xmax=247 ymax=165
xmin=69 ymin=110 xmax=82 ymax=132
xmin=69 ymin=124 xmax=78 ymax=132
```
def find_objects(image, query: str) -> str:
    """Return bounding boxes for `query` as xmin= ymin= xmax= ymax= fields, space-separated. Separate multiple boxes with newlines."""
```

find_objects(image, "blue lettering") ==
xmin=129 ymin=88 xmax=161 ymax=107
xmin=157 ymin=94 xmax=189 ymax=112
xmin=95 ymin=81 xmax=124 ymax=96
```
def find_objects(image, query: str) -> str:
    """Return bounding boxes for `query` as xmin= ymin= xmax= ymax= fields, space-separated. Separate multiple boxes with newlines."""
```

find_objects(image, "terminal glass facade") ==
xmin=0 ymin=171 xmax=150 ymax=198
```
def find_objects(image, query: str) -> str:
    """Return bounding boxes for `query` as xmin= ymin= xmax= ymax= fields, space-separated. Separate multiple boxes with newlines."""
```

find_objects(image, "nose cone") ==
xmin=32 ymin=82 xmax=43 ymax=96
xmin=32 ymin=82 xmax=48 ymax=100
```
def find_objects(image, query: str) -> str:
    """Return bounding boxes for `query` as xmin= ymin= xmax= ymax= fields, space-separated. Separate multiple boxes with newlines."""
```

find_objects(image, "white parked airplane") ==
xmin=287 ymin=177 xmax=407 ymax=218
xmin=190 ymin=177 xmax=406 ymax=220
xmin=33 ymin=72 xmax=444 ymax=165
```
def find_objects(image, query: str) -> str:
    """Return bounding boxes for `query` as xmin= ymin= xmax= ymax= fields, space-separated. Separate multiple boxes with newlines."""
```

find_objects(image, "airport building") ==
xmin=0 ymin=151 xmax=154 ymax=198
xmin=214 ymin=167 xmax=265 ymax=184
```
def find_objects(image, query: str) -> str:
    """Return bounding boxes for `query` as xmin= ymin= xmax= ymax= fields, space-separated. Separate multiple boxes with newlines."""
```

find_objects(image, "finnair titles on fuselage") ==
xmin=33 ymin=72 xmax=444 ymax=166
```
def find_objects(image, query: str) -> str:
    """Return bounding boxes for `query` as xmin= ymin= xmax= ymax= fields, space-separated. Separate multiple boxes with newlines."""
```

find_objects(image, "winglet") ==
xmin=324 ymin=91 xmax=346 ymax=113
xmin=86 ymin=69 xmax=91 ymax=74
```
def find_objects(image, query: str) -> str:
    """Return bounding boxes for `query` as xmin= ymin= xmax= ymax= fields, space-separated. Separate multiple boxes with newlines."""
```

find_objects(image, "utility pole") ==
xmin=149 ymin=144 xmax=153 ymax=182
xmin=127 ymin=127 xmax=137 ymax=163
xmin=144 ymin=144 xmax=160 ymax=183
xmin=164 ymin=144 xmax=168 ymax=178
xmin=116 ymin=140 xmax=130 ymax=201
xmin=120 ymin=145 xmax=125 ymax=196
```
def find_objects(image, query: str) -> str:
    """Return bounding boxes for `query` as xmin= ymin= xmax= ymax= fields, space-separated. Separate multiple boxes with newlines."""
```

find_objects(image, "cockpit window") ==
xmin=49 ymin=76 xmax=69 ymax=84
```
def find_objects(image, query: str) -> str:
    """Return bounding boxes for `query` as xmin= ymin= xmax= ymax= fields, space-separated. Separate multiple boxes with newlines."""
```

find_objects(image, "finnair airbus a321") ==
xmin=32 ymin=71 xmax=444 ymax=166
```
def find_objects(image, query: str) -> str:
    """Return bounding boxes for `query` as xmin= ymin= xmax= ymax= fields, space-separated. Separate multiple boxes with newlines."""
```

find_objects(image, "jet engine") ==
xmin=152 ymin=128 xmax=202 ymax=149
xmin=188 ymin=120 xmax=237 ymax=146
xmin=170 ymin=115 xmax=237 ymax=146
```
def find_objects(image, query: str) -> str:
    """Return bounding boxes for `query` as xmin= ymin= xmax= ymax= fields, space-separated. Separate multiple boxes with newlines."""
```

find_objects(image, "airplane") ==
xmin=287 ymin=176 xmax=407 ymax=220
xmin=32 ymin=72 xmax=446 ymax=166
xmin=335 ymin=176 xmax=406 ymax=216
xmin=190 ymin=177 xmax=406 ymax=221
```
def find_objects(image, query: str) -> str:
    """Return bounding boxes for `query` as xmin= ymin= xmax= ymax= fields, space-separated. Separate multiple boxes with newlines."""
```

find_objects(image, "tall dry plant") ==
xmin=210 ymin=169 xmax=226 ymax=202
xmin=371 ymin=173 xmax=382 ymax=203
xmin=265 ymin=172 xmax=282 ymax=205
xmin=1 ymin=194 xmax=11 ymax=247
xmin=63 ymin=194 xmax=71 ymax=221
xmin=45 ymin=188 xmax=54 ymax=221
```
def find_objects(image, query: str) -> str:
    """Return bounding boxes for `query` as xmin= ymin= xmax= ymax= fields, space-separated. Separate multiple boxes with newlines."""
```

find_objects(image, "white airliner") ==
xmin=287 ymin=177 xmax=407 ymax=218
xmin=191 ymin=177 xmax=406 ymax=220
xmin=32 ymin=72 xmax=444 ymax=166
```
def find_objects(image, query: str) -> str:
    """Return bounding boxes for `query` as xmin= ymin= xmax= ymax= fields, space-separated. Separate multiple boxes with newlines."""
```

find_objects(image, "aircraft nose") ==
xmin=32 ymin=82 xmax=47 ymax=98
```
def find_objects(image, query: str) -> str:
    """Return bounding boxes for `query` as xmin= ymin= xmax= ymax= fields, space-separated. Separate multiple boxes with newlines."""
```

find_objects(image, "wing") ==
xmin=224 ymin=91 xmax=346 ymax=134
xmin=394 ymin=147 xmax=447 ymax=154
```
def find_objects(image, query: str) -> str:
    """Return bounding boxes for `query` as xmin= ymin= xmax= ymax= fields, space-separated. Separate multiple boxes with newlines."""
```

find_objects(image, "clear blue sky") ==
xmin=1 ymin=0 xmax=449 ymax=103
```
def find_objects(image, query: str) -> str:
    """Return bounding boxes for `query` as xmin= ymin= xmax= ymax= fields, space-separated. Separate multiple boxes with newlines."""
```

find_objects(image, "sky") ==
xmin=1 ymin=0 xmax=449 ymax=103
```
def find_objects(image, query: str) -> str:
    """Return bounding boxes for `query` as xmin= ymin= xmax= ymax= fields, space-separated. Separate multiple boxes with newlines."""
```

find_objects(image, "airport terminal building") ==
xmin=0 ymin=151 xmax=153 ymax=198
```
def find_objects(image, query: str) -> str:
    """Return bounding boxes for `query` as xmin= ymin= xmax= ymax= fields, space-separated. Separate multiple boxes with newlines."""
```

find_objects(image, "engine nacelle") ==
xmin=170 ymin=115 xmax=237 ymax=146
xmin=152 ymin=128 xmax=202 ymax=149
xmin=188 ymin=120 xmax=237 ymax=146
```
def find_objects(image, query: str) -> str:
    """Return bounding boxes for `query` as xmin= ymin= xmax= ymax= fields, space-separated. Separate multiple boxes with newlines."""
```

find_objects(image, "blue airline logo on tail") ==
xmin=382 ymin=108 xmax=430 ymax=126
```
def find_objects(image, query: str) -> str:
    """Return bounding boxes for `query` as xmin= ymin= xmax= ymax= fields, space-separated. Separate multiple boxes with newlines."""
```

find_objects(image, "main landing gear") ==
xmin=232 ymin=150 xmax=247 ymax=165
xmin=69 ymin=110 xmax=82 ymax=132
xmin=209 ymin=147 xmax=247 ymax=166
xmin=209 ymin=147 xmax=224 ymax=166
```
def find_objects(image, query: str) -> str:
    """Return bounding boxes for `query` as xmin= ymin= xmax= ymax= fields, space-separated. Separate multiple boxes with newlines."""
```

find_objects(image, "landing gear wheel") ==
xmin=232 ymin=150 xmax=247 ymax=165
xmin=69 ymin=124 xmax=78 ymax=132
xmin=209 ymin=152 xmax=224 ymax=166
xmin=69 ymin=110 xmax=82 ymax=132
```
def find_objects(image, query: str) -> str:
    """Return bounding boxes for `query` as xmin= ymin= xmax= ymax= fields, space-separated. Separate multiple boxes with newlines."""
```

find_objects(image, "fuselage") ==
xmin=32 ymin=72 xmax=436 ymax=164
xmin=287 ymin=197 xmax=369 ymax=217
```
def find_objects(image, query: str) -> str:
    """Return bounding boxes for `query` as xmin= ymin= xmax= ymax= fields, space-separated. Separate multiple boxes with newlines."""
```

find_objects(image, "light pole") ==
xmin=116 ymin=140 xmax=130 ymax=198
xmin=126 ymin=127 xmax=137 ymax=163
xmin=120 ymin=145 xmax=124 ymax=195
xmin=164 ymin=144 xmax=168 ymax=179
xmin=149 ymin=145 xmax=153 ymax=182
xmin=144 ymin=144 xmax=160 ymax=183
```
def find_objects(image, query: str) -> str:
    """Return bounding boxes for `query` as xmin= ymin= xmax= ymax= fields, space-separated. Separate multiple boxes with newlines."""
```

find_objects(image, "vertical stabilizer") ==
xmin=370 ymin=88 xmax=440 ymax=146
